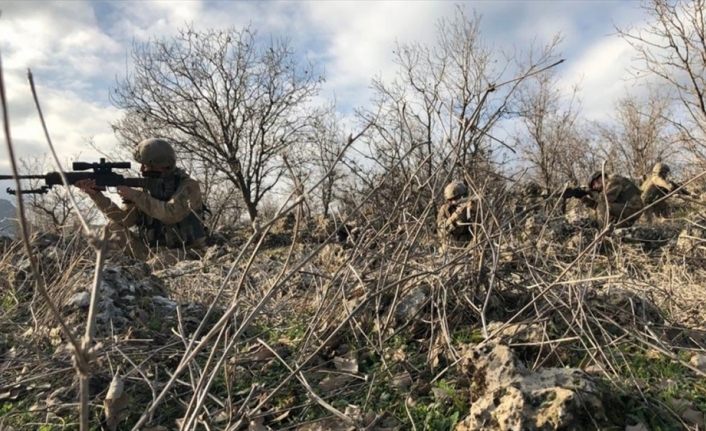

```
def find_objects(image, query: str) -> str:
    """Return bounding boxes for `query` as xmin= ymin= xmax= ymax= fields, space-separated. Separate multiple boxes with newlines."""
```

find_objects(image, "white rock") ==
xmin=689 ymin=353 xmax=706 ymax=372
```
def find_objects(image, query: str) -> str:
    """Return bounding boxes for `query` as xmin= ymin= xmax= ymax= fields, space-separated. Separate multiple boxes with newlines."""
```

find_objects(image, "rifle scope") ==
xmin=72 ymin=158 xmax=131 ymax=171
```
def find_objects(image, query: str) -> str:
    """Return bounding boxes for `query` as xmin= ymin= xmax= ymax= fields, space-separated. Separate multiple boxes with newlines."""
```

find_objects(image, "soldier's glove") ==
xmin=447 ymin=211 xmax=460 ymax=225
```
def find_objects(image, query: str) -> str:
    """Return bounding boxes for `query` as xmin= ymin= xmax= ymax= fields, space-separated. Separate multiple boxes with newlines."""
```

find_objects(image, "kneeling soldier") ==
xmin=76 ymin=138 xmax=207 ymax=266
xmin=437 ymin=181 xmax=477 ymax=250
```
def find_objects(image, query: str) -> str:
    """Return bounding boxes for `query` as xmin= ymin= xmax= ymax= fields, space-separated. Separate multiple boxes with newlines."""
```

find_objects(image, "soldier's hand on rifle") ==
xmin=116 ymin=186 xmax=138 ymax=201
xmin=74 ymin=179 xmax=101 ymax=196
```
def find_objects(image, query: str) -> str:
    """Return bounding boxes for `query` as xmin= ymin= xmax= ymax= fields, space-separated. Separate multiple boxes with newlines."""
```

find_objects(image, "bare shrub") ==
xmin=619 ymin=0 xmax=706 ymax=160
xmin=515 ymin=71 xmax=593 ymax=189
xmin=597 ymin=90 xmax=680 ymax=179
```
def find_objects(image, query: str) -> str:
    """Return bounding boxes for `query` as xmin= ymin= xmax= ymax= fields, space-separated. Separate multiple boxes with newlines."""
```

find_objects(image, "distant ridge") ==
xmin=0 ymin=198 xmax=17 ymax=237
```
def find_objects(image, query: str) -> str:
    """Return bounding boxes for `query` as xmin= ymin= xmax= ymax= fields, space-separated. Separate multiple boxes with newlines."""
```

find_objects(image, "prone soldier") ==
xmin=563 ymin=171 xmax=643 ymax=228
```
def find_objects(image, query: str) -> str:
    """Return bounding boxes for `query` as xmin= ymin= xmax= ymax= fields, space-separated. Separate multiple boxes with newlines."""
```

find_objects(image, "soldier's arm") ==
xmin=454 ymin=200 xmax=475 ymax=224
xmin=603 ymin=180 xmax=623 ymax=203
xmin=121 ymin=179 xmax=202 ymax=225
xmin=436 ymin=205 xmax=450 ymax=234
xmin=651 ymin=176 xmax=672 ymax=190
xmin=668 ymin=180 xmax=691 ymax=195
xmin=89 ymin=193 xmax=138 ymax=227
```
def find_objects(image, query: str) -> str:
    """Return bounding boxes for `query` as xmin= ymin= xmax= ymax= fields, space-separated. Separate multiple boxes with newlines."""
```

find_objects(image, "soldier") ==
xmin=75 ymin=138 xmax=207 ymax=266
xmin=515 ymin=181 xmax=548 ymax=216
xmin=582 ymin=171 xmax=643 ymax=228
xmin=640 ymin=163 xmax=682 ymax=219
xmin=436 ymin=181 xmax=477 ymax=249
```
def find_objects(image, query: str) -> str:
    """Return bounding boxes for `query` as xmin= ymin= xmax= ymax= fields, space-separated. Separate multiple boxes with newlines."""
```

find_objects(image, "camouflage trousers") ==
xmin=106 ymin=222 xmax=205 ymax=269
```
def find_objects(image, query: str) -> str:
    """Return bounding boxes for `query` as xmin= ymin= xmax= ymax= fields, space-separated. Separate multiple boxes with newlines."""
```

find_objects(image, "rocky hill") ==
xmin=0 ymin=198 xmax=16 ymax=238
xmin=1 ymin=198 xmax=705 ymax=430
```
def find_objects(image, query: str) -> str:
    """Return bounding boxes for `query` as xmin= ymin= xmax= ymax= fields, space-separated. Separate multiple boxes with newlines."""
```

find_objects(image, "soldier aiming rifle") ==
xmin=73 ymin=138 xmax=207 ymax=266
xmin=3 ymin=138 xmax=207 ymax=267
xmin=0 ymin=158 xmax=153 ymax=195
xmin=641 ymin=163 xmax=691 ymax=220
xmin=436 ymin=181 xmax=478 ymax=250
xmin=561 ymin=171 xmax=643 ymax=228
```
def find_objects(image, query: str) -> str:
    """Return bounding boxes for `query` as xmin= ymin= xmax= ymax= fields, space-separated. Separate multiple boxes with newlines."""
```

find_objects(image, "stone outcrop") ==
xmin=62 ymin=263 xmax=209 ymax=337
xmin=456 ymin=342 xmax=607 ymax=431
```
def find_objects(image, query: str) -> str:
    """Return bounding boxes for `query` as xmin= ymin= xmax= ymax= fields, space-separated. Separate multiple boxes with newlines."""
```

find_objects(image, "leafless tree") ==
xmin=553 ymin=130 xmax=601 ymax=187
xmin=619 ymin=0 xmax=706 ymax=159
xmin=112 ymin=26 xmax=322 ymax=223
xmin=295 ymin=105 xmax=351 ymax=218
xmin=515 ymin=71 xmax=585 ymax=189
xmin=357 ymin=7 xmax=563 ymax=212
xmin=597 ymin=91 xmax=679 ymax=179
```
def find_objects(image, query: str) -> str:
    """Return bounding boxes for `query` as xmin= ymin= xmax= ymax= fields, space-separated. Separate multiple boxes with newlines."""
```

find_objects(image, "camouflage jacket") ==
xmin=436 ymin=198 xmax=476 ymax=245
xmin=582 ymin=175 xmax=643 ymax=227
xmin=90 ymin=168 xmax=206 ymax=248
xmin=640 ymin=174 xmax=673 ymax=206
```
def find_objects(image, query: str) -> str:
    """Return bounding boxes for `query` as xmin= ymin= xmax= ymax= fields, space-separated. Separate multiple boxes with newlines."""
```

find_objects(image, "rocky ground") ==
xmin=1 ymin=200 xmax=706 ymax=430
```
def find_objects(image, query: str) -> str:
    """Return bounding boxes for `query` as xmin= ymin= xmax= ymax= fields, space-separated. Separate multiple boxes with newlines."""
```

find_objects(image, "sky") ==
xmin=0 ymin=0 xmax=651 ymax=201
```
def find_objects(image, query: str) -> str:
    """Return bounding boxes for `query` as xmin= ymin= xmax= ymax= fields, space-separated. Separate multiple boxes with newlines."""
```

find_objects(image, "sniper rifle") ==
xmin=0 ymin=158 xmax=153 ymax=195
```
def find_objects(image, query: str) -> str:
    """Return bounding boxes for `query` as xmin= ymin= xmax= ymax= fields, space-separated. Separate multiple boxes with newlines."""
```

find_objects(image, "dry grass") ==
xmin=1 ymin=184 xmax=706 ymax=430
xmin=2 ymin=55 xmax=705 ymax=431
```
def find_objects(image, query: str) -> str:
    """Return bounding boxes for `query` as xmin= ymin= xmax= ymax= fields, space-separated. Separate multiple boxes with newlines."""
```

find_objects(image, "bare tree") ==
xmin=515 ymin=71 xmax=584 ymax=189
xmin=597 ymin=91 xmax=679 ymax=179
xmin=357 ymin=7 xmax=563 ymax=213
xmin=553 ymin=130 xmax=601 ymax=187
xmin=297 ymin=105 xmax=351 ymax=218
xmin=112 ymin=26 xmax=322 ymax=222
xmin=619 ymin=0 xmax=706 ymax=158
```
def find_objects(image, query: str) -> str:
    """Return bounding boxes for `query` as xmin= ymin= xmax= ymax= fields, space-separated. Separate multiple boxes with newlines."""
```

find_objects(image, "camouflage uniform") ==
xmin=437 ymin=181 xmax=477 ymax=249
xmin=87 ymin=139 xmax=206 ymax=266
xmin=640 ymin=163 xmax=674 ymax=218
xmin=583 ymin=174 xmax=643 ymax=228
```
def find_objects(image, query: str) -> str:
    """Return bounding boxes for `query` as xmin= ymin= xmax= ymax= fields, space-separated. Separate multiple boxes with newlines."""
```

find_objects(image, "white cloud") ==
xmin=558 ymin=35 xmax=654 ymax=122
xmin=0 ymin=1 xmax=123 ymax=81
xmin=303 ymin=1 xmax=455 ymax=109
xmin=0 ymin=0 xmax=659 ymax=189
xmin=1 ymin=74 xmax=121 ymax=165
xmin=105 ymin=1 xmax=205 ymax=42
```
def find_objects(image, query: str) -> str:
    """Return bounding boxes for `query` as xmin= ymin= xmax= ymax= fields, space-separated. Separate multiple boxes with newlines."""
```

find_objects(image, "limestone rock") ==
xmin=456 ymin=342 xmax=606 ymax=431
xmin=690 ymin=353 xmax=706 ymax=372
xmin=588 ymin=288 xmax=663 ymax=326
xmin=395 ymin=287 xmax=428 ymax=322
xmin=486 ymin=322 xmax=544 ymax=345
xmin=676 ymin=224 xmax=705 ymax=254
xmin=67 ymin=291 xmax=90 ymax=309
xmin=565 ymin=199 xmax=594 ymax=225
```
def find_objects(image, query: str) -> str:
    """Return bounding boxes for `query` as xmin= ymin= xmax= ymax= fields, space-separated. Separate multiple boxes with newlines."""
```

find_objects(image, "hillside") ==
xmin=0 ymin=198 xmax=17 ymax=238
xmin=1 ymin=192 xmax=705 ymax=430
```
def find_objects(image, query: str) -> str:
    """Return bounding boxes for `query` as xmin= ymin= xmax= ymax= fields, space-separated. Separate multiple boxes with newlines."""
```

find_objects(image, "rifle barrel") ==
xmin=0 ymin=174 xmax=47 ymax=180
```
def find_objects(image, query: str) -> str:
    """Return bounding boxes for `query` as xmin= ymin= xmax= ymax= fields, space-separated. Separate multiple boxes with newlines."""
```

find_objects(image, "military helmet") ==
xmin=444 ymin=181 xmax=468 ymax=201
xmin=523 ymin=181 xmax=542 ymax=197
xmin=134 ymin=138 xmax=176 ymax=169
xmin=653 ymin=163 xmax=670 ymax=176
xmin=588 ymin=171 xmax=603 ymax=188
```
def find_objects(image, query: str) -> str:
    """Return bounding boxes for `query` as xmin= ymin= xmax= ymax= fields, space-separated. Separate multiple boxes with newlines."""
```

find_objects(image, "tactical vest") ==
xmin=136 ymin=170 xmax=207 ymax=249
xmin=439 ymin=201 xmax=474 ymax=243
